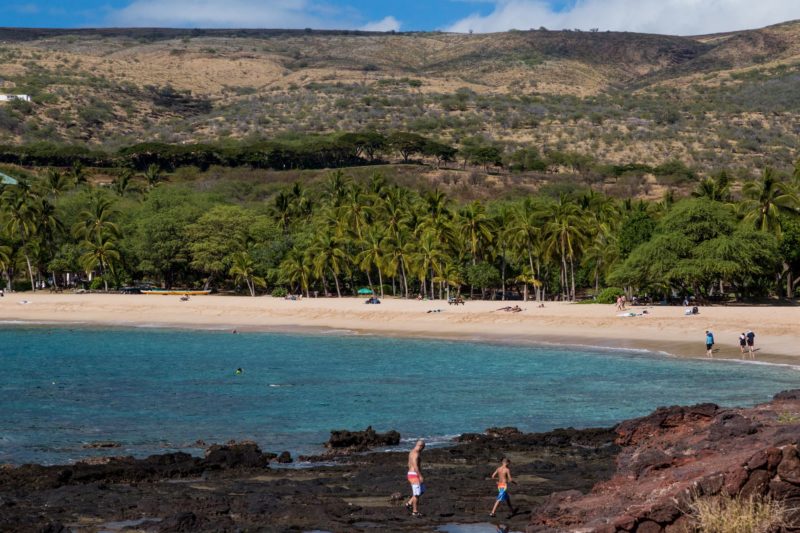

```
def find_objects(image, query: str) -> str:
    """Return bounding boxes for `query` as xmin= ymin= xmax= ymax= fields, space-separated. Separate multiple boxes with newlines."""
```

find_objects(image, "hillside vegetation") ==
xmin=0 ymin=22 xmax=799 ymax=176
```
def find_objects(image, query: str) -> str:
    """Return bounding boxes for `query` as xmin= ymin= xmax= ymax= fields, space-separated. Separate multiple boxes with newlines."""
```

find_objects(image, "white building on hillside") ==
xmin=0 ymin=94 xmax=31 ymax=102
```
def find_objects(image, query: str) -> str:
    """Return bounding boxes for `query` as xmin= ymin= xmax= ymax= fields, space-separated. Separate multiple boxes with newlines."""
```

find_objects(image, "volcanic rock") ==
xmin=324 ymin=426 xmax=400 ymax=451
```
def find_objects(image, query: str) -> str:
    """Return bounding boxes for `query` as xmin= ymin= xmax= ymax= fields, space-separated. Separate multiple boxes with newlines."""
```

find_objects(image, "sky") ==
xmin=1 ymin=0 xmax=800 ymax=35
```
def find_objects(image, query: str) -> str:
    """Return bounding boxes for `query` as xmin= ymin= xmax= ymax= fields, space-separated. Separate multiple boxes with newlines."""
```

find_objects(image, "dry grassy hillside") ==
xmin=0 ymin=22 xmax=798 ymax=173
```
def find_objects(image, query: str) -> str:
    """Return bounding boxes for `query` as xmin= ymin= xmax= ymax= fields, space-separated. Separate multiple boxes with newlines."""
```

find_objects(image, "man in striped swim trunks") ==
xmin=404 ymin=439 xmax=426 ymax=517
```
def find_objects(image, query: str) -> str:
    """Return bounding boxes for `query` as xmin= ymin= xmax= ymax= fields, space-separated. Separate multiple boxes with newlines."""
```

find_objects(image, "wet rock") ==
xmin=486 ymin=427 xmax=522 ymax=438
xmin=275 ymin=451 xmax=293 ymax=464
xmin=324 ymin=426 xmax=400 ymax=451
xmin=774 ymin=389 xmax=800 ymax=401
xmin=82 ymin=441 xmax=121 ymax=449
xmin=202 ymin=443 xmax=270 ymax=469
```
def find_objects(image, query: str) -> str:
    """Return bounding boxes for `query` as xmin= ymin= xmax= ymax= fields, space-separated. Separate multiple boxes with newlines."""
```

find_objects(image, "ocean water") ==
xmin=1 ymin=326 xmax=798 ymax=465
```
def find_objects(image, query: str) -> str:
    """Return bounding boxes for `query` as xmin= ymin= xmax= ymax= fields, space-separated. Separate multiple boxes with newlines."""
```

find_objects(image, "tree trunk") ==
xmin=400 ymin=258 xmax=409 ymax=299
xmin=430 ymin=268 xmax=434 ymax=300
xmin=570 ymin=257 xmax=576 ymax=302
xmin=378 ymin=269 xmax=384 ymax=299
xmin=332 ymin=270 xmax=342 ymax=298
xmin=23 ymin=252 xmax=35 ymax=292
xmin=501 ymin=251 xmax=506 ymax=301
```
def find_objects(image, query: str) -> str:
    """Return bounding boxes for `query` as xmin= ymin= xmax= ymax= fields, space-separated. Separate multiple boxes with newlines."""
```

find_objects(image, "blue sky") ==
xmin=1 ymin=1 xmax=799 ymax=35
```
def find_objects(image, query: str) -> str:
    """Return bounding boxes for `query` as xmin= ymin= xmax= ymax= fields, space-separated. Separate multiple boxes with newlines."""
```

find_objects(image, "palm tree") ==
xmin=79 ymin=233 xmax=120 ymax=292
xmin=1 ymin=182 xmax=38 ymax=291
xmin=111 ymin=169 xmax=136 ymax=197
xmin=506 ymin=198 xmax=544 ymax=300
xmin=67 ymin=161 xmax=87 ymax=187
xmin=408 ymin=230 xmax=447 ymax=299
xmin=356 ymin=226 xmax=389 ymax=298
xmin=692 ymin=170 xmax=731 ymax=202
xmin=143 ymin=164 xmax=164 ymax=190
xmin=340 ymin=183 xmax=374 ymax=241
xmin=582 ymin=228 xmax=619 ymax=293
xmin=278 ymin=248 xmax=311 ymax=297
xmin=458 ymin=201 xmax=494 ymax=265
xmin=433 ymin=262 xmax=464 ymax=299
xmin=543 ymin=196 xmax=588 ymax=301
xmin=380 ymin=187 xmax=413 ymax=297
xmin=309 ymin=232 xmax=348 ymax=297
xmin=0 ymin=242 xmax=12 ymax=290
xmin=272 ymin=191 xmax=293 ymax=232
xmin=72 ymin=192 xmax=120 ymax=243
xmin=323 ymin=170 xmax=351 ymax=208
xmin=739 ymin=168 xmax=799 ymax=237
xmin=43 ymin=168 xmax=72 ymax=198
xmin=229 ymin=250 xmax=265 ymax=297
xmin=289 ymin=182 xmax=313 ymax=219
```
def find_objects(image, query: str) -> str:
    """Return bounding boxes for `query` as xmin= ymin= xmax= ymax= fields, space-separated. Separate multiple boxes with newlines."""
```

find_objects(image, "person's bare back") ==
xmin=405 ymin=440 xmax=425 ymax=516
xmin=493 ymin=464 xmax=510 ymax=485
xmin=408 ymin=448 xmax=423 ymax=479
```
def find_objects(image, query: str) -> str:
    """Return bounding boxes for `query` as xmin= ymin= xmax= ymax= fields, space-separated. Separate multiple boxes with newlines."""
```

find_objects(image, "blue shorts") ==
xmin=497 ymin=487 xmax=508 ymax=502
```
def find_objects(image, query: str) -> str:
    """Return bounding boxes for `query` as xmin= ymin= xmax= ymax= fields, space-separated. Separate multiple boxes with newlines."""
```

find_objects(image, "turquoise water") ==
xmin=1 ymin=326 xmax=798 ymax=465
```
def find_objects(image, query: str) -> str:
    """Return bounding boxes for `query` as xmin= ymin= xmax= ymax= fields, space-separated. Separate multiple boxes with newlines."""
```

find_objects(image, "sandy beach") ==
xmin=1 ymin=292 xmax=797 ymax=364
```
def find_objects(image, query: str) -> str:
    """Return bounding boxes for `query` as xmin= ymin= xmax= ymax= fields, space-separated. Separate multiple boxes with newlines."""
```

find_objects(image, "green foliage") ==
xmin=271 ymin=286 xmax=288 ymax=297
xmin=618 ymin=211 xmax=655 ymax=257
xmin=595 ymin=286 xmax=624 ymax=304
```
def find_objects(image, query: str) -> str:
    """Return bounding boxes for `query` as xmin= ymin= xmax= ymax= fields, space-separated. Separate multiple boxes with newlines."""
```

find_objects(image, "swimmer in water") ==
xmin=235 ymin=368 xmax=243 ymax=375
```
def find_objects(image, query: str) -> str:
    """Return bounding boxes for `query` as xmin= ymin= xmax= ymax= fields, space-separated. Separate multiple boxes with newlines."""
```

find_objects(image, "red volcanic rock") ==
xmin=529 ymin=389 xmax=800 ymax=532
xmin=778 ymin=446 xmax=800 ymax=484
xmin=615 ymin=403 xmax=719 ymax=447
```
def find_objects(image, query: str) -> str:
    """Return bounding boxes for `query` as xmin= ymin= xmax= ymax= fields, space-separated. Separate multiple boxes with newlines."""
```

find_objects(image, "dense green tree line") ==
xmin=0 ymin=134 xmax=704 ymax=182
xmin=1 ymin=161 xmax=799 ymax=300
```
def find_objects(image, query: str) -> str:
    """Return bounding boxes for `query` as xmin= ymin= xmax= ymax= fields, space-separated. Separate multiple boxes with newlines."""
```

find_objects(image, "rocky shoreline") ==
xmin=3 ymin=391 xmax=800 ymax=532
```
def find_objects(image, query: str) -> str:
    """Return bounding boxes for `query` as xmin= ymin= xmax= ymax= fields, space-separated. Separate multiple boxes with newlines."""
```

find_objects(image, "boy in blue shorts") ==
xmin=489 ymin=458 xmax=517 ymax=518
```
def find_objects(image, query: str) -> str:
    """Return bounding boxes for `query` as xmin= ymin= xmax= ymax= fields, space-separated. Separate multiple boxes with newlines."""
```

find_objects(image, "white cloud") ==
xmin=360 ymin=16 xmax=401 ymax=32
xmin=446 ymin=0 xmax=800 ymax=35
xmin=106 ymin=0 xmax=351 ymax=29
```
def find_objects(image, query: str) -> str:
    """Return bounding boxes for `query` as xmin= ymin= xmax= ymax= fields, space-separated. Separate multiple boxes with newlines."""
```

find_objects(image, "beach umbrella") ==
xmin=357 ymin=288 xmax=373 ymax=295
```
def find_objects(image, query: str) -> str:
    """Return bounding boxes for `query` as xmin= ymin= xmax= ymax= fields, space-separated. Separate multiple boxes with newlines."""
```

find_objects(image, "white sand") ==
xmin=1 ymin=293 xmax=797 ymax=363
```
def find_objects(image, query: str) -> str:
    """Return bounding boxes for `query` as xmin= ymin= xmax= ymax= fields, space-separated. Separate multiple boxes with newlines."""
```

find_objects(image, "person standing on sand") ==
xmin=706 ymin=330 xmax=714 ymax=357
xmin=489 ymin=458 xmax=517 ymax=518
xmin=405 ymin=440 xmax=425 ymax=517
xmin=739 ymin=333 xmax=747 ymax=355
xmin=746 ymin=330 xmax=756 ymax=358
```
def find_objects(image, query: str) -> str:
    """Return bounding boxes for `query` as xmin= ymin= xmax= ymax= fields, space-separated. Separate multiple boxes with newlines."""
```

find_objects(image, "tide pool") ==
xmin=0 ymin=326 xmax=798 ymax=465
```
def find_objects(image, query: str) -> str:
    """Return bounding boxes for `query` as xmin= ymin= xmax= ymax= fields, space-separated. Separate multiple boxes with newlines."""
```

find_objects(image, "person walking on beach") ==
xmin=705 ymin=330 xmax=714 ymax=357
xmin=746 ymin=330 xmax=756 ymax=358
xmin=405 ymin=439 xmax=425 ymax=517
xmin=739 ymin=333 xmax=747 ymax=355
xmin=489 ymin=458 xmax=517 ymax=518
